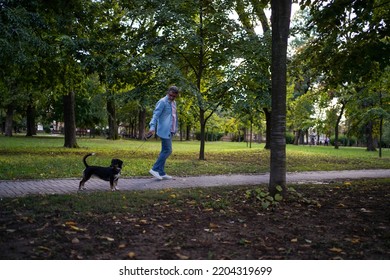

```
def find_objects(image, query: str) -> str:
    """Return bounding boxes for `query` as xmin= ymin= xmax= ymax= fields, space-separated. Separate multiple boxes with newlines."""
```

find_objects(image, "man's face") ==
xmin=167 ymin=91 xmax=178 ymax=101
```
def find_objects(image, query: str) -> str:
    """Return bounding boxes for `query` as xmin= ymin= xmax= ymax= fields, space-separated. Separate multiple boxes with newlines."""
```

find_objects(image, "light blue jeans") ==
xmin=152 ymin=136 xmax=172 ymax=176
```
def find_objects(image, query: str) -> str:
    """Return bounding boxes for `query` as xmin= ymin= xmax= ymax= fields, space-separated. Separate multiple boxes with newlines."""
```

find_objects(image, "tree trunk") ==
xmin=334 ymin=102 xmax=346 ymax=150
xmin=293 ymin=129 xmax=301 ymax=145
xmin=138 ymin=107 xmax=146 ymax=140
xmin=26 ymin=103 xmax=36 ymax=137
xmin=263 ymin=108 xmax=271 ymax=149
xmin=186 ymin=124 xmax=191 ymax=141
xmin=63 ymin=91 xmax=79 ymax=148
xmin=379 ymin=116 xmax=383 ymax=157
xmin=199 ymin=109 xmax=206 ymax=160
xmin=379 ymin=91 xmax=383 ymax=157
xmin=365 ymin=121 xmax=377 ymax=151
xmin=249 ymin=120 xmax=253 ymax=148
xmin=5 ymin=105 xmax=13 ymax=137
xmin=269 ymin=0 xmax=291 ymax=198
xmin=107 ymin=94 xmax=118 ymax=140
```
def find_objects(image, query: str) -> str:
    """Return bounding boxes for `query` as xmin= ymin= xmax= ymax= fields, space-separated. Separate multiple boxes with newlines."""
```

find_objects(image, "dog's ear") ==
xmin=111 ymin=159 xmax=123 ymax=168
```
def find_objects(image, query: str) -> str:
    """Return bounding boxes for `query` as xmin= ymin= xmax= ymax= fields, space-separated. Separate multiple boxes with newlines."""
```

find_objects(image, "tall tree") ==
xmin=39 ymin=0 xmax=92 ymax=147
xmin=234 ymin=0 xmax=273 ymax=149
xmin=81 ymin=0 xmax=129 ymax=140
xmin=299 ymin=0 xmax=390 ymax=150
xmin=0 ymin=0 xmax=48 ymax=137
xmin=269 ymin=0 xmax=292 ymax=198
xmin=159 ymin=0 xmax=240 ymax=160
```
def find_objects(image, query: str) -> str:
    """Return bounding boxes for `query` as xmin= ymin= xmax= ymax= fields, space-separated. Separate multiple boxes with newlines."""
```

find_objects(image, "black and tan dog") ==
xmin=79 ymin=153 xmax=123 ymax=191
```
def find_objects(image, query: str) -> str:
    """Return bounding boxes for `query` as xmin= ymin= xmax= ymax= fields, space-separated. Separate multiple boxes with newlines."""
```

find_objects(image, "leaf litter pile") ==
xmin=1 ymin=179 xmax=389 ymax=260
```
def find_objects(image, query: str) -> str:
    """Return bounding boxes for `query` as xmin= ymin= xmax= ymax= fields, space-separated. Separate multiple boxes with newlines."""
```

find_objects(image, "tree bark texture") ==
xmin=106 ymin=94 xmax=118 ymax=140
xmin=138 ymin=108 xmax=146 ymax=140
xmin=269 ymin=0 xmax=291 ymax=197
xmin=63 ymin=91 xmax=79 ymax=148
xmin=5 ymin=105 xmax=13 ymax=137
xmin=26 ymin=103 xmax=36 ymax=137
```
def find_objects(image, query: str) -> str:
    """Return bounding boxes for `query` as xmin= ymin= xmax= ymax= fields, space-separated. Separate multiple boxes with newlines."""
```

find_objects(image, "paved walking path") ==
xmin=0 ymin=169 xmax=389 ymax=198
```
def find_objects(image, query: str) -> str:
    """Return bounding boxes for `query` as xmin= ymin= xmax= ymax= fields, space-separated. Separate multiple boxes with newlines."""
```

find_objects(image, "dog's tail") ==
xmin=82 ymin=153 xmax=95 ymax=168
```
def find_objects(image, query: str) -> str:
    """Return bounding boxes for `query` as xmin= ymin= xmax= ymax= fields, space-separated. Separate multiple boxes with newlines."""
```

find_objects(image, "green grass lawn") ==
xmin=1 ymin=135 xmax=389 ymax=260
xmin=0 ymin=135 xmax=389 ymax=180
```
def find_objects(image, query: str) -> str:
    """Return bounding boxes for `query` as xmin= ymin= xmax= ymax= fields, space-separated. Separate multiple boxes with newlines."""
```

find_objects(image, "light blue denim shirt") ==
xmin=149 ymin=95 xmax=178 ymax=139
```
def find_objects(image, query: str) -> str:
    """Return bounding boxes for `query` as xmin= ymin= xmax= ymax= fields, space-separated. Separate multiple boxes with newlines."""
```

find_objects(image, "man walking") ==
xmin=148 ymin=86 xmax=179 ymax=180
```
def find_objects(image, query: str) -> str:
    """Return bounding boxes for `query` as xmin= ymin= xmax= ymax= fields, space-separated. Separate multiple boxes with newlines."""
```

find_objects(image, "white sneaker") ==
xmin=149 ymin=169 xmax=162 ymax=180
xmin=162 ymin=174 xmax=173 ymax=180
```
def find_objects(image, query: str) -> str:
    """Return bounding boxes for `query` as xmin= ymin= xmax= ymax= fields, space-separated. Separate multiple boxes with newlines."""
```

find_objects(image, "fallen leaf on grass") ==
xmin=37 ymin=246 xmax=51 ymax=251
xmin=127 ymin=252 xmax=136 ymax=259
xmin=36 ymin=223 xmax=49 ymax=231
xmin=176 ymin=253 xmax=189 ymax=260
xmin=64 ymin=221 xmax=87 ymax=232
xmin=99 ymin=236 xmax=115 ymax=242
xmin=329 ymin=247 xmax=343 ymax=253
xmin=69 ymin=225 xmax=87 ymax=232
xmin=19 ymin=216 xmax=35 ymax=223
xmin=344 ymin=237 xmax=360 ymax=244
xmin=239 ymin=239 xmax=252 ymax=245
xmin=209 ymin=223 xmax=219 ymax=229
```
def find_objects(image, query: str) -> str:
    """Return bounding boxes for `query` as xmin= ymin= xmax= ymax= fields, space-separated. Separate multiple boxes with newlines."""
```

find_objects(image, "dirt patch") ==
xmin=0 ymin=180 xmax=389 ymax=260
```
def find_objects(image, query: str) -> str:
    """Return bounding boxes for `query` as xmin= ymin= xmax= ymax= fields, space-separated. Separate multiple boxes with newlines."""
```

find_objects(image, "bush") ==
xmin=286 ymin=132 xmax=295 ymax=144
xmin=330 ymin=136 xmax=357 ymax=146
xmin=194 ymin=131 xmax=224 ymax=141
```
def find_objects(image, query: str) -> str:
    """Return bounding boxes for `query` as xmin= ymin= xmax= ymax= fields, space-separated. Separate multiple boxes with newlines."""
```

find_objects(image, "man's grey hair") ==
xmin=168 ymin=86 xmax=179 ymax=94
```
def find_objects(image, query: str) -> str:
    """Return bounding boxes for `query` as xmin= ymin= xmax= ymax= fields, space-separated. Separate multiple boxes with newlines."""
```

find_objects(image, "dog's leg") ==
xmin=79 ymin=171 xmax=91 ymax=191
xmin=79 ymin=179 xmax=86 ymax=191
xmin=110 ymin=177 xmax=119 ymax=191
xmin=110 ymin=178 xmax=115 ymax=191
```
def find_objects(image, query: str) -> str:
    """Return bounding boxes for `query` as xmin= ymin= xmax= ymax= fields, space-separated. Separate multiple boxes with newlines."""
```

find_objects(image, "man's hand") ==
xmin=146 ymin=130 xmax=154 ymax=139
